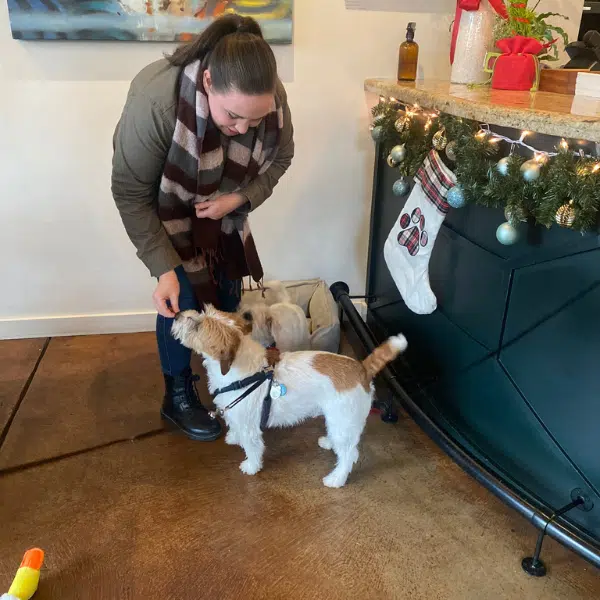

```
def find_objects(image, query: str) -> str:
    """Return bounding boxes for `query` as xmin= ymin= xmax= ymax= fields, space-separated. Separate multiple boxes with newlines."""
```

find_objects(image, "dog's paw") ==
xmin=323 ymin=472 xmax=347 ymax=488
xmin=240 ymin=459 xmax=262 ymax=475
xmin=318 ymin=436 xmax=333 ymax=450
xmin=225 ymin=431 xmax=239 ymax=446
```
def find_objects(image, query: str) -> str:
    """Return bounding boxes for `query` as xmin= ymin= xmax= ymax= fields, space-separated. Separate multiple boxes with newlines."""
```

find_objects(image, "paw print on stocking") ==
xmin=397 ymin=207 xmax=428 ymax=256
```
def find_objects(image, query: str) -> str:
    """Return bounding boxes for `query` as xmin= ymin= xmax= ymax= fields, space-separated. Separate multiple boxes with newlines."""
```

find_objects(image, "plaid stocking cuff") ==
xmin=415 ymin=150 xmax=457 ymax=215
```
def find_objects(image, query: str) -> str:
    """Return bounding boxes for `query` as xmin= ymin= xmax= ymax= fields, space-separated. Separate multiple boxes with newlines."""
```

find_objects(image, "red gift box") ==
xmin=485 ymin=36 xmax=550 ymax=91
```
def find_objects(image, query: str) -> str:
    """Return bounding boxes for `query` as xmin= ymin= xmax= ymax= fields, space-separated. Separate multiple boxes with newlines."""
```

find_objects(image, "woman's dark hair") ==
xmin=168 ymin=14 xmax=277 ymax=95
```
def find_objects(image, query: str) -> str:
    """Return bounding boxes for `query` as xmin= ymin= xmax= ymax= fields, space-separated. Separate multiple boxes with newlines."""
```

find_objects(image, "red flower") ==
xmin=515 ymin=17 xmax=530 ymax=24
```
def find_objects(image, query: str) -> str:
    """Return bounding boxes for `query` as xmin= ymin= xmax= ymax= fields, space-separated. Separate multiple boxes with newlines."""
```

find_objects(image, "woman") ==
xmin=111 ymin=15 xmax=294 ymax=442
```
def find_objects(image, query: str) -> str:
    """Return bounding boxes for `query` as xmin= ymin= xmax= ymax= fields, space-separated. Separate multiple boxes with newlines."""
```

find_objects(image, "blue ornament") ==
xmin=447 ymin=186 xmax=466 ymax=208
xmin=390 ymin=144 xmax=407 ymax=163
xmin=393 ymin=178 xmax=410 ymax=197
xmin=496 ymin=157 xmax=510 ymax=176
xmin=496 ymin=222 xmax=520 ymax=245
xmin=370 ymin=125 xmax=383 ymax=142
xmin=521 ymin=160 xmax=541 ymax=182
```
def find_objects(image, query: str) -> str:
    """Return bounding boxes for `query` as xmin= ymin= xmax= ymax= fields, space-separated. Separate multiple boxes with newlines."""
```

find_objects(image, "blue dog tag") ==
xmin=270 ymin=381 xmax=288 ymax=400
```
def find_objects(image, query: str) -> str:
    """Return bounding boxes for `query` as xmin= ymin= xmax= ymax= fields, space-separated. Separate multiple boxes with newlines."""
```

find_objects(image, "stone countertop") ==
xmin=365 ymin=79 xmax=600 ymax=143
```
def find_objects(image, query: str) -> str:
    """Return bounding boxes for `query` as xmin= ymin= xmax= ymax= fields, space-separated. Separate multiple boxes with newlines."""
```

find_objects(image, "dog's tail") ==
xmin=266 ymin=280 xmax=291 ymax=304
xmin=362 ymin=335 xmax=407 ymax=380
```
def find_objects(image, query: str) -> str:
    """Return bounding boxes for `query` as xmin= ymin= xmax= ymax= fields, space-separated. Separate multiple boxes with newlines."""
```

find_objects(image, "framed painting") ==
xmin=6 ymin=0 xmax=293 ymax=43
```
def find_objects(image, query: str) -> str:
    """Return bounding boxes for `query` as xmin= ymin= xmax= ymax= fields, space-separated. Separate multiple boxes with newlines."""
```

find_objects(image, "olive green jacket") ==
xmin=111 ymin=59 xmax=294 ymax=278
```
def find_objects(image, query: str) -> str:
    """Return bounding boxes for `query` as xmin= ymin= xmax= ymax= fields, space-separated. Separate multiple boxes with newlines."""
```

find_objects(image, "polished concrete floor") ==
xmin=0 ymin=332 xmax=598 ymax=599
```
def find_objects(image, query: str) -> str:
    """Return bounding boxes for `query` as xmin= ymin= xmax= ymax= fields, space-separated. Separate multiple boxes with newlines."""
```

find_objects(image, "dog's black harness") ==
xmin=210 ymin=368 xmax=275 ymax=430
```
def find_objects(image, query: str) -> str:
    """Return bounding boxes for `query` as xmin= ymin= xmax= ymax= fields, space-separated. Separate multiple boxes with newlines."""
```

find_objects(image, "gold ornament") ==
xmin=394 ymin=117 xmax=408 ymax=133
xmin=432 ymin=128 xmax=448 ymax=151
xmin=555 ymin=200 xmax=576 ymax=228
xmin=387 ymin=154 xmax=399 ymax=168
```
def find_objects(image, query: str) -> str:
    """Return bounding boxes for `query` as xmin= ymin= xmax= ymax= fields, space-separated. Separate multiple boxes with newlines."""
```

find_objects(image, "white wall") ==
xmin=0 ymin=0 xmax=583 ymax=338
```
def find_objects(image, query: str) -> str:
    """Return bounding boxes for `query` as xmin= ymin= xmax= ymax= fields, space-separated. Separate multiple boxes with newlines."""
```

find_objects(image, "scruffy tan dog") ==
xmin=239 ymin=281 xmax=311 ymax=352
xmin=171 ymin=306 xmax=407 ymax=487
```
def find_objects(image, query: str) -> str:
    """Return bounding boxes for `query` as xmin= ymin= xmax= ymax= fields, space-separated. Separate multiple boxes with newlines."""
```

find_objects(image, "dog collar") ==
xmin=210 ymin=368 xmax=276 ymax=430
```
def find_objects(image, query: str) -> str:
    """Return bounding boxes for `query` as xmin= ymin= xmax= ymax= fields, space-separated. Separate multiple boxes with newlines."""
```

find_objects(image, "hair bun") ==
xmin=235 ymin=16 xmax=263 ymax=37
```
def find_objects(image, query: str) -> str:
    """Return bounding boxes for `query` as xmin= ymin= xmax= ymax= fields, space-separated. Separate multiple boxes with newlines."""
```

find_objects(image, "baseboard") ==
xmin=2 ymin=302 xmax=368 ymax=340
xmin=0 ymin=311 xmax=157 ymax=340
xmin=351 ymin=300 xmax=368 ymax=322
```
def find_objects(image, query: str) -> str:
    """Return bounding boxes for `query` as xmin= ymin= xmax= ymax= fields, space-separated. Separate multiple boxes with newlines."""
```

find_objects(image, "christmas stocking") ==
xmin=384 ymin=150 xmax=456 ymax=315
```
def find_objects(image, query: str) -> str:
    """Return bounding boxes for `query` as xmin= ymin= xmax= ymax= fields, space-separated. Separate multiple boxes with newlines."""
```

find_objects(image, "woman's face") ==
xmin=203 ymin=70 xmax=274 ymax=137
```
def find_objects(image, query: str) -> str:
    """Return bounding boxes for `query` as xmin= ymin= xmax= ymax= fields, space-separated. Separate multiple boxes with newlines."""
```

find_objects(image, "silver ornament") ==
xmin=447 ymin=186 xmax=466 ymax=209
xmin=496 ymin=222 xmax=520 ymax=245
xmin=521 ymin=160 xmax=541 ymax=182
xmin=446 ymin=141 xmax=458 ymax=162
xmin=390 ymin=144 xmax=407 ymax=163
xmin=370 ymin=125 xmax=383 ymax=142
xmin=496 ymin=157 xmax=510 ymax=176
xmin=372 ymin=113 xmax=385 ymax=126
xmin=393 ymin=178 xmax=410 ymax=197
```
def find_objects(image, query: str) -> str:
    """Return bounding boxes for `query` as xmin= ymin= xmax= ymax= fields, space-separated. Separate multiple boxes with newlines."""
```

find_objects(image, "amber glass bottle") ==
xmin=398 ymin=22 xmax=419 ymax=82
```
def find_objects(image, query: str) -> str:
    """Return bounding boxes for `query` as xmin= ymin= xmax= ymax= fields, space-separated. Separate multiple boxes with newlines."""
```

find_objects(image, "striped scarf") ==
xmin=158 ymin=60 xmax=283 ymax=307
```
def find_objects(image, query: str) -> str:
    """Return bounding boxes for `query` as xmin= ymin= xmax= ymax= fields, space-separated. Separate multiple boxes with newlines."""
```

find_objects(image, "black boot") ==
xmin=161 ymin=367 xmax=222 ymax=441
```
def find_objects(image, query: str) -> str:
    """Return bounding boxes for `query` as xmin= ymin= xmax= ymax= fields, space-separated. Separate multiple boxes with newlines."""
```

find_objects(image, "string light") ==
xmin=520 ymin=131 xmax=531 ymax=142
xmin=593 ymin=164 xmax=600 ymax=173
xmin=374 ymin=98 xmax=596 ymax=161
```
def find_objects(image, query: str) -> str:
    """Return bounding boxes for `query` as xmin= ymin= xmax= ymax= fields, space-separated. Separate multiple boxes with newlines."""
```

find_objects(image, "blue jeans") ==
xmin=157 ymin=265 xmax=242 ymax=376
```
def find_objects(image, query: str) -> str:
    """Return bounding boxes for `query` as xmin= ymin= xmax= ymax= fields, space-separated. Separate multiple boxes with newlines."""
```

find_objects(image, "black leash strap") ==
xmin=210 ymin=370 xmax=274 ymax=420
xmin=214 ymin=371 xmax=270 ymax=396
xmin=260 ymin=392 xmax=273 ymax=431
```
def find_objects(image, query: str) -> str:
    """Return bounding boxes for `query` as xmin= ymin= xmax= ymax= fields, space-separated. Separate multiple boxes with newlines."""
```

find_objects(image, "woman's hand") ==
xmin=195 ymin=193 xmax=246 ymax=220
xmin=153 ymin=270 xmax=180 ymax=318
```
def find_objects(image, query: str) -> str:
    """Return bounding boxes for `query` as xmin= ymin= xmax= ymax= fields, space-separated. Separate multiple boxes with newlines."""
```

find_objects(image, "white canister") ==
xmin=451 ymin=2 xmax=496 ymax=85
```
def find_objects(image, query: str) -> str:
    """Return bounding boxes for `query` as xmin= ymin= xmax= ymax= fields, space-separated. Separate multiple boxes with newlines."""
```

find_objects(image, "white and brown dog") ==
xmin=171 ymin=305 xmax=407 ymax=488
xmin=239 ymin=281 xmax=311 ymax=352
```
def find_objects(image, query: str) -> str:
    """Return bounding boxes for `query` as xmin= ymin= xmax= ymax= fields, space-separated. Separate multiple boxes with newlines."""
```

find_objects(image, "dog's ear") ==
xmin=232 ymin=312 xmax=252 ymax=335
xmin=219 ymin=333 xmax=241 ymax=376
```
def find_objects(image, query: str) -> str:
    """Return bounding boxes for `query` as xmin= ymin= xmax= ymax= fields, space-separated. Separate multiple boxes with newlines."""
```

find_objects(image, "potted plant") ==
xmin=486 ymin=1 xmax=569 ymax=90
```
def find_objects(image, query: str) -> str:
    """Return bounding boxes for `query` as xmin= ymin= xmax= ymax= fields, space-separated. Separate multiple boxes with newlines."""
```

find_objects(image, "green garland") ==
xmin=371 ymin=100 xmax=600 ymax=233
